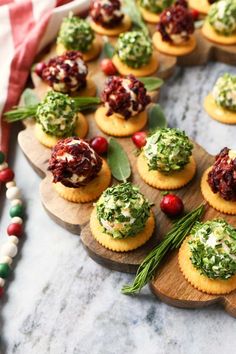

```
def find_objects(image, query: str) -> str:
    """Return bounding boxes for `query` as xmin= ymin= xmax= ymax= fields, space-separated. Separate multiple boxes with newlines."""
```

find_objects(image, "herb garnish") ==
xmin=139 ymin=78 xmax=164 ymax=92
xmin=122 ymin=204 xmax=205 ymax=294
xmin=107 ymin=138 xmax=131 ymax=182
xmin=148 ymin=103 xmax=167 ymax=130
xmin=123 ymin=0 xmax=149 ymax=36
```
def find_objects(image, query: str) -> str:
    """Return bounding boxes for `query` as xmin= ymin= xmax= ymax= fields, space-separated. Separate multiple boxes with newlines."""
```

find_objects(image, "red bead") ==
xmin=7 ymin=223 xmax=23 ymax=237
xmin=0 ymin=287 xmax=4 ymax=298
xmin=0 ymin=168 xmax=14 ymax=183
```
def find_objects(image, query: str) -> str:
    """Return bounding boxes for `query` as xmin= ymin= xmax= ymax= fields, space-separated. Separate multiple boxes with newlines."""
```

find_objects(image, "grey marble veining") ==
xmin=1 ymin=61 xmax=236 ymax=354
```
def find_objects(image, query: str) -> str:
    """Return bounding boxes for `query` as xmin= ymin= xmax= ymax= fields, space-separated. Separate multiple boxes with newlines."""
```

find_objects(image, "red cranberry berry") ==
xmin=160 ymin=194 xmax=184 ymax=217
xmin=34 ymin=62 xmax=46 ymax=77
xmin=101 ymin=59 xmax=117 ymax=76
xmin=131 ymin=131 xmax=147 ymax=149
xmin=90 ymin=136 xmax=108 ymax=155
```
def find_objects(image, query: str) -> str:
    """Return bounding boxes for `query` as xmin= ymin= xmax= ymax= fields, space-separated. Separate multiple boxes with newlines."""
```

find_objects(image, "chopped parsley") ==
xmin=143 ymin=128 xmax=193 ymax=173
xmin=189 ymin=219 xmax=236 ymax=280
xmin=96 ymin=182 xmax=152 ymax=239
xmin=139 ymin=0 xmax=174 ymax=14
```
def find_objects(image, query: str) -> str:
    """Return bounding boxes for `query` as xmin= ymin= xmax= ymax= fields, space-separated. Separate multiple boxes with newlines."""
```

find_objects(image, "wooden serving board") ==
xmin=18 ymin=35 xmax=236 ymax=316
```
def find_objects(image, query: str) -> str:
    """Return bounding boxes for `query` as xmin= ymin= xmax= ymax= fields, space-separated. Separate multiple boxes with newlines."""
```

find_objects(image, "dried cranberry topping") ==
xmin=157 ymin=2 xmax=194 ymax=43
xmin=208 ymin=147 xmax=236 ymax=201
xmin=41 ymin=51 xmax=88 ymax=93
xmin=101 ymin=75 xmax=151 ymax=120
xmin=48 ymin=137 xmax=102 ymax=188
xmin=90 ymin=0 xmax=124 ymax=28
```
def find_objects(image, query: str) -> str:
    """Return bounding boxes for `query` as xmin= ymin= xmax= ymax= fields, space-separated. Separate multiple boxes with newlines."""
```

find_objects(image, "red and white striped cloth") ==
xmin=0 ymin=0 xmax=80 ymax=155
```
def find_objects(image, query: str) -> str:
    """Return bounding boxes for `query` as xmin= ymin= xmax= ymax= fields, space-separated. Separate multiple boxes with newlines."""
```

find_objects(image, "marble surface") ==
xmin=1 ymin=62 xmax=236 ymax=354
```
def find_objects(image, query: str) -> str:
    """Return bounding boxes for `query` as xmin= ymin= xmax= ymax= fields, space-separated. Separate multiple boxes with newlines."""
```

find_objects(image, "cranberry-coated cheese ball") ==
xmin=157 ymin=2 xmax=194 ymax=44
xmin=90 ymin=0 xmax=124 ymax=28
xmin=48 ymin=137 xmax=102 ymax=188
xmin=40 ymin=51 xmax=88 ymax=93
xmin=101 ymin=75 xmax=151 ymax=119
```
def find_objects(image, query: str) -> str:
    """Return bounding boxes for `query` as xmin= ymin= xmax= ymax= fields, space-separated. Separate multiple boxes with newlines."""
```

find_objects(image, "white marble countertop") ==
xmin=1 ymin=62 xmax=236 ymax=354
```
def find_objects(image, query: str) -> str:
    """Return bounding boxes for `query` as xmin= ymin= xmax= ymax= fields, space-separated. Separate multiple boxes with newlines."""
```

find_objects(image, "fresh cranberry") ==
xmin=100 ymin=59 xmax=117 ymax=76
xmin=131 ymin=131 xmax=147 ymax=149
xmin=160 ymin=194 xmax=184 ymax=217
xmin=90 ymin=136 xmax=108 ymax=155
xmin=190 ymin=9 xmax=199 ymax=21
xmin=34 ymin=62 xmax=46 ymax=77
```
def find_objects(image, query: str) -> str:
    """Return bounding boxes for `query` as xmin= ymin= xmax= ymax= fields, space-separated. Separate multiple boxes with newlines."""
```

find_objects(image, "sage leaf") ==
xmin=139 ymin=77 xmax=164 ymax=92
xmin=123 ymin=0 xmax=149 ymax=36
xmin=107 ymin=138 xmax=131 ymax=182
xmin=22 ymin=88 xmax=40 ymax=107
xmin=104 ymin=42 xmax=115 ymax=59
xmin=148 ymin=104 xmax=167 ymax=131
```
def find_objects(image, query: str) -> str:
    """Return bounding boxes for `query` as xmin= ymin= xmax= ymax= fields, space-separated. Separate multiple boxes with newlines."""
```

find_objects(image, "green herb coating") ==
xmin=208 ymin=0 xmax=236 ymax=35
xmin=189 ymin=219 xmax=236 ymax=280
xmin=57 ymin=13 xmax=94 ymax=52
xmin=212 ymin=73 xmax=236 ymax=111
xmin=143 ymin=128 xmax=193 ymax=172
xmin=139 ymin=0 xmax=173 ymax=14
xmin=116 ymin=31 xmax=152 ymax=68
xmin=36 ymin=91 xmax=77 ymax=137
xmin=96 ymin=182 xmax=152 ymax=239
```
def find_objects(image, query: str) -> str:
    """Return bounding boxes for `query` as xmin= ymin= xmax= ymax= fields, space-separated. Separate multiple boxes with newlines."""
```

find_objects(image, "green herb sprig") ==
xmin=4 ymin=89 xmax=101 ymax=123
xmin=107 ymin=138 xmax=131 ymax=182
xmin=122 ymin=204 xmax=205 ymax=295
xmin=123 ymin=0 xmax=149 ymax=36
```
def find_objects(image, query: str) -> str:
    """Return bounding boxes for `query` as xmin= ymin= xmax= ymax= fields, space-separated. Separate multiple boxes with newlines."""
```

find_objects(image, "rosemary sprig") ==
xmin=4 ymin=96 xmax=101 ymax=123
xmin=122 ymin=204 xmax=205 ymax=295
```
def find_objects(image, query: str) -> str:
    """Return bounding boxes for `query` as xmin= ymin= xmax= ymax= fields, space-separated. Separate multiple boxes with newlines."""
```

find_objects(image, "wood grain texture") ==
xmin=18 ymin=30 xmax=236 ymax=316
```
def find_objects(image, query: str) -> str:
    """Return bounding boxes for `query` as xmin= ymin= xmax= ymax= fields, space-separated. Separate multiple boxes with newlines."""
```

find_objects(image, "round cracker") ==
xmin=53 ymin=160 xmax=111 ymax=203
xmin=94 ymin=106 xmax=148 ymax=137
xmin=204 ymin=94 xmax=236 ymax=124
xmin=90 ymin=208 xmax=155 ymax=252
xmin=152 ymin=32 xmax=197 ymax=56
xmin=35 ymin=113 xmax=88 ymax=148
xmin=188 ymin=0 xmax=210 ymax=15
xmin=179 ymin=236 xmax=236 ymax=295
xmin=112 ymin=52 xmax=159 ymax=77
xmin=202 ymin=21 xmax=236 ymax=45
xmin=56 ymin=36 xmax=102 ymax=62
xmin=139 ymin=6 xmax=160 ymax=24
xmin=201 ymin=167 xmax=236 ymax=215
xmin=90 ymin=14 xmax=131 ymax=36
xmin=137 ymin=152 xmax=196 ymax=190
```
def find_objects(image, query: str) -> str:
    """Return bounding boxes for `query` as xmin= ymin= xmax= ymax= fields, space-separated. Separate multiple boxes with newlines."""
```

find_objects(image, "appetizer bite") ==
xmin=48 ymin=137 xmax=111 ymax=203
xmin=112 ymin=31 xmax=159 ymax=76
xmin=202 ymin=0 xmax=236 ymax=45
xmin=201 ymin=147 xmax=236 ymax=215
xmin=35 ymin=91 xmax=88 ymax=148
xmin=56 ymin=13 xmax=101 ymax=61
xmin=35 ymin=51 xmax=96 ymax=97
xmin=90 ymin=182 xmax=155 ymax=251
xmin=179 ymin=219 xmax=236 ymax=294
xmin=89 ymin=0 xmax=131 ymax=36
xmin=139 ymin=0 xmax=174 ymax=24
xmin=152 ymin=1 xmax=197 ymax=56
xmin=94 ymin=75 xmax=151 ymax=136
xmin=138 ymin=128 xmax=196 ymax=189
xmin=188 ymin=0 xmax=216 ymax=15
xmin=204 ymin=73 xmax=236 ymax=124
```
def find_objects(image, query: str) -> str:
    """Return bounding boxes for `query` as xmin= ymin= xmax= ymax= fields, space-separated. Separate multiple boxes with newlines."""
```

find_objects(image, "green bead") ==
xmin=0 ymin=263 xmax=11 ymax=278
xmin=10 ymin=204 xmax=24 ymax=218
xmin=0 ymin=151 xmax=5 ymax=164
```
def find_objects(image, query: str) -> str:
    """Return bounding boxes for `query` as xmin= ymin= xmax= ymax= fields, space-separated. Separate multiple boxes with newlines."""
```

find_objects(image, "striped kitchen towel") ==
xmin=0 ymin=0 xmax=84 ymax=155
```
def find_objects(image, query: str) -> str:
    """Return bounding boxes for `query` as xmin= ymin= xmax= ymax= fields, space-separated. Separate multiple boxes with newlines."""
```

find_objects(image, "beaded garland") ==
xmin=0 ymin=151 xmax=24 ymax=297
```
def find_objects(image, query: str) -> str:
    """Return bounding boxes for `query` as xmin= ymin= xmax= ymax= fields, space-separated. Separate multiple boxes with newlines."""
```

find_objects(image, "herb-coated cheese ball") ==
xmin=208 ymin=0 xmax=236 ymax=35
xmin=212 ymin=73 xmax=236 ymax=111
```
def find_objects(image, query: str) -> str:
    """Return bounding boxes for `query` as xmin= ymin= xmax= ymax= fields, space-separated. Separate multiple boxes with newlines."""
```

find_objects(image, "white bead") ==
xmin=0 ymin=162 xmax=8 ymax=171
xmin=0 ymin=278 xmax=5 ymax=287
xmin=6 ymin=186 xmax=21 ymax=200
xmin=6 ymin=181 xmax=16 ymax=189
xmin=11 ymin=216 xmax=23 ymax=224
xmin=0 ymin=256 xmax=13 ymax=265
xmin=1 ymin=243 xmax=17 ymax=258
xmin=11 ymin=199 xmax=22 ymax=206
xmin=8 ymin=236 xmax=19 ymax=245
